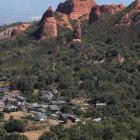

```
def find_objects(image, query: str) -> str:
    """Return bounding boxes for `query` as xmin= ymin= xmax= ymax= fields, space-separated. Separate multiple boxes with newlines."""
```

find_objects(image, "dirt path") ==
xmin=53 ymin=59 xmax=56 ymax=70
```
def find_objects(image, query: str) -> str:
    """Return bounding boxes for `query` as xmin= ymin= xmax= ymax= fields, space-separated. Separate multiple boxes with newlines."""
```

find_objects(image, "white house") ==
xmin=96 ymin=103 xmax=106 ymax=108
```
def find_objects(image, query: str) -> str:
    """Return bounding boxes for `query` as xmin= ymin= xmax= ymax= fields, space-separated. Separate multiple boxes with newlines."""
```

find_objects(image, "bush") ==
xmin=4 ymin=116 xmax=26 ymax=133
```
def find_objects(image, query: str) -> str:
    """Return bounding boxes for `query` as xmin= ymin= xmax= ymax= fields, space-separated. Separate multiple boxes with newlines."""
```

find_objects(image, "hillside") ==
xmin=1 ymin=0 xmax=140 ymax=140
xmin=0 ymin=0 xmax=139 ymax=99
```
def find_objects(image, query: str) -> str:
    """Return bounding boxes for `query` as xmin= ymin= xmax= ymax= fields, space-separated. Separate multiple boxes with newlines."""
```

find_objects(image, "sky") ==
xmin=0 ymin=0 xmax=134 ymax=25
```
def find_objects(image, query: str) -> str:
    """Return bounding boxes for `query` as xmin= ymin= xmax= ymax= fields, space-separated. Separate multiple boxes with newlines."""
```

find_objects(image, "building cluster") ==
xmin=0 ymin=88 xmax=106 ymax=124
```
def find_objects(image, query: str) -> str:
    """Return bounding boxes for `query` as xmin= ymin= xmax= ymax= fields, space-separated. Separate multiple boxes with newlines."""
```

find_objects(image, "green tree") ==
xmin=6 ymin=133 xmax=28 ymax=140
xmin=38 ymin=131 xmax=58 ymax=140
xmin=60 ymin=105 xmax=72 ymax=113
xmin=0 ymin=128 xmax=7 ymax=140
xmin=4 ymin=116 xmax=26 ymax=133
xmin=0 ymin=111 xmax=4 ymax=122
xmin=103 ymin=124 xmax=115 ymax=140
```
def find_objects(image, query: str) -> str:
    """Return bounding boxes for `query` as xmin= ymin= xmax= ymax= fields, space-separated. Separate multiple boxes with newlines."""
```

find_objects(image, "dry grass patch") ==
xmin=4 ymin=111 xmax=26 ymax=120
xmin=21 ymin=127 xmax=49 ymax=140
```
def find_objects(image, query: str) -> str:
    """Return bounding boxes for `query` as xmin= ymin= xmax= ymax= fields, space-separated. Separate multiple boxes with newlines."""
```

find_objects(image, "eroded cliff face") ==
xmin=99 ymin=3 xmax=125 ymax=14
xmin=88 ymin=3 xmax=125 ymax=25
xmin=39 ymin=17 xmax=57 ymax=39
xmin=116 ymin=0 xmax=140 ymax=26
xmin=56 ymin=12 xmax=73 ymax=29
xmin=38 ymin=6 xmax=54 ymax=26
xmin=56 ymin=0 xmax=125 ymax=20
xmin=56 ymin=0 xmax=97 ymax=20
xmin=38 ymin=6 xmax=57 ymax=40
xmin=11 ymin=24 xmax=30 ymax=36
xmin=88 ymin=7 xmax=101 ymax=25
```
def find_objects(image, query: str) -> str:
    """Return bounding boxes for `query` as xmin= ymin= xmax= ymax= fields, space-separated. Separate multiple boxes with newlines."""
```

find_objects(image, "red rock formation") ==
xmin=56 ymin=0 xmax=125 ymax=20
xmin=39 ymin=18 xmax=57 ymax=39
xmin=119 ymin=2 xmax=124 ymax=9
xmin=88 ymin=2 xmax=125 ymax=25
xmin=38 ymin=6 xmax=54 ymax=26
xmin=39 ymin=6 xmax=57 ymax=39
xmin=56 ymin=12 xmax=73 ymax=29
xmin=11 ymin=24 xmax=30 ymax=36
xmin=99 ymin=3 xmax=125 ymax=14
xmin=133 ymin=0 xmax=140 ymax=11
xmin=88 ymin=6 xmax=101 ymax=25
xmin=56 ymin=0 xmax=97 ymax=20
xmin=73 ymin=21 xmax=81 ymax=42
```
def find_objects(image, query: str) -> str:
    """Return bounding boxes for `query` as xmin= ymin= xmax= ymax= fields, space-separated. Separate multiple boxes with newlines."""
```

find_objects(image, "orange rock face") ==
xmin=56 ymin=12 xmax=73 ymax=29
xmin=11 ymin=24 xmax=30 ymax=36
xmin=73 ymin=21 xmax=81 ymax=42
xmin=115 ymin=13 xmax=131 ymax=26
xmin=39 ymin=6 xmax=57 ymax=39
xmin=88 ymin=3 xmax=125 ymax=25
xmin=39 ymin=17 xmax=57 ymax=39
xmin=38 ymin=6 xmax=54 ymax=26
xmin=119 ymin=2 xmax=124 ymax=9
xmin=56 ymin=0 xmax=125 ymax=20
xmin=56 ymin=0 xmax=97 ymax=20
xmin=88 ymin=6 xmax=101 ymax=25
xmin=99 ymin=3 xmax=125 ymax=14
xmin=116 ymin=0 xmax=140 ymax=26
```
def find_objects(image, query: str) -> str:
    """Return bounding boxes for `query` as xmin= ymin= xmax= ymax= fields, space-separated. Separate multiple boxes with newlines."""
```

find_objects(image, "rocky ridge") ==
xmin=11 ymin=24 xmax=30 ymax=36
xmin=99 ymin=3 xmax=125 ymax=14
xmin=116 ymin=0 xmax=140 ymax=26
xmin=56 ymin=0 xmax=125 ymax=21
xmin=56 ymin=0 xmax=97 ymax=20
xmin=55 ymin=12 xmax=73 ymax=29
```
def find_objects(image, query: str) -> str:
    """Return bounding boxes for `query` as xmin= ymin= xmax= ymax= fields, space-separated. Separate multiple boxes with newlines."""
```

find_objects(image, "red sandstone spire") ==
xmin=48 ymin=6 xmax=53 ymax=12
xmin=37 ymin=6 xmax=57 ymax=39
xmin=137 ymin=0 xmax=140 ymax=5
xmin=38 ymin=6 xmax=54 ymax=26
xmin=119 ymin=2 xmax=124 ymax=9
xmin=73 ymin=21 xmax=81 ymax=39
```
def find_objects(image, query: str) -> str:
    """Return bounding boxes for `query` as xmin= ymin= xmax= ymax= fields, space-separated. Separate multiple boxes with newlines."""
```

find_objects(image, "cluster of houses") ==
xmin=0 ymin=88 xmax=107 ymax=124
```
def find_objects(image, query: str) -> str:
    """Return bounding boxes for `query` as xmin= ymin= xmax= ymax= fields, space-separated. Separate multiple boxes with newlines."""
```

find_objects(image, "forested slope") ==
xmin=0 ymin=1 xmax=140 ymax=139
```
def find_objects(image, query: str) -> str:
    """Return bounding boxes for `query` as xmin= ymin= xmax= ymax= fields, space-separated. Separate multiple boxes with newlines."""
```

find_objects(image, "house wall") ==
xmin=65 ymin=119 xmax=73 ymax=124
xmin=0 ymin=105 xmax=4 ymax=111
xmin=4 ymin=108 xmax=9 ymax=112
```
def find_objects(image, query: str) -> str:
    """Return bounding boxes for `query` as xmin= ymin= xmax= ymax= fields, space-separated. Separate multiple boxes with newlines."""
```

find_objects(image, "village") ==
xmin=0 ymin=87 xmax=106 ymax=124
